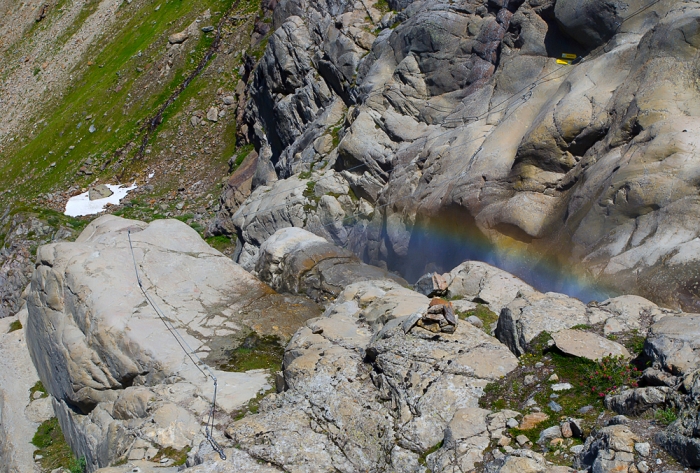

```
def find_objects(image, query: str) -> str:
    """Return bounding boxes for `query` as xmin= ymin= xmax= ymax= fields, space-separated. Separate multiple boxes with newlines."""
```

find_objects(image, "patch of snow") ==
xmin=64 ymin=184 xmax=136 ymax=217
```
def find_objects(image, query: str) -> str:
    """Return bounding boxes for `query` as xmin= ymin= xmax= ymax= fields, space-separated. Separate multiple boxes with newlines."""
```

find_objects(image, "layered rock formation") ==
xmin=213 ymin=0 xmax=700 ymax=311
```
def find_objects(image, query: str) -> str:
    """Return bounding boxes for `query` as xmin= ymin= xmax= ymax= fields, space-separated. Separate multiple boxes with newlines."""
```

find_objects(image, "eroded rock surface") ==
xmin=212 ymin=0 xmax=700 ymax=311
xmin=24 ymin=215 xmax=321 ymax=470
xmin=256 ymin=227 xmax=407 ymax=302
xmin=224 ymin=279 xmax=519 ymax=472
xmin=496 ymin=291 xmax=675 ymax=356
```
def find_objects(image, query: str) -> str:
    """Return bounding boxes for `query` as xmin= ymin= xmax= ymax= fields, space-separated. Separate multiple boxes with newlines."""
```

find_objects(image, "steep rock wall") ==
xmin=214 ymin=0 xmax=700 ymax=310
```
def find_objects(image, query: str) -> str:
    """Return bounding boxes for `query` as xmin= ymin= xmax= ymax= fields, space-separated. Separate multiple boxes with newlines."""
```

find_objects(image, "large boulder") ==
xmin=495 ymin=290 xmax=589 ymax=356
xmin=25 ymin=215 xmax=320 ymax=470
xmin=574 ymin=424 xmax=640 ymax=472
xmin=496 ymin=290 xmax=674 ymax=357
xmin=645 ymin=314 xmax=700 ymax=376
xmin=552 ymin=329 xmax=630 ymax=361
xmin=443 ymin=261 xmax=535 ymax=314
xmin=256 ymin=227 xmax=407 ymax=302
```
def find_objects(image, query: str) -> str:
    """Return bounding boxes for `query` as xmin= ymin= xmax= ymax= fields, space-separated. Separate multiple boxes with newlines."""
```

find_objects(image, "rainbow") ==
xmin=353 ymin=207 xmax=616 ymax=304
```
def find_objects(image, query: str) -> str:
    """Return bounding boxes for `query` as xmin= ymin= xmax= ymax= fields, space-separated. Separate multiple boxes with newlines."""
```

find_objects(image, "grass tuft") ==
xmin=152 ymin=446 xmax=191 ymax=466
xmin=457 ymin=304 xmax=498 ymax=334
xmin=32 ymin=418 xmax=86 ymax=472
xmin=8 ymin=319 xmax=22 ymax=333
xmin=655 ymin=407 xmax=677 ymax=426
xmin=220 ymin=332 xmax=284 ymax=372
xmin=418 ymin=440 xmax=443 ymax=466
xmin=233 ymin=386 xmax=275 ymax=421
xmin=30 ymin=381 xmax=49 ymax=400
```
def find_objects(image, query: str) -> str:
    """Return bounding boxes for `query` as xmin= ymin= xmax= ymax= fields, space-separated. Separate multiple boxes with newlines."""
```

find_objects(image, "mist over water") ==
xmin=381 ymin=206 xmax=614 ymax=304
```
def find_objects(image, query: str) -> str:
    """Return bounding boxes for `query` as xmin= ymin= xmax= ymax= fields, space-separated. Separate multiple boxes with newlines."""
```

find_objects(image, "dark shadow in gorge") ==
xmin=383 ymin=204 xmax=614 ymax=303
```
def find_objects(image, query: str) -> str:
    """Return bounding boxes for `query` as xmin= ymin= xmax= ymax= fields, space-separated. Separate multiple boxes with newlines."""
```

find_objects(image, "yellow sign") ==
xmin=562 ymin=53 xmax=577 ymax=59
xmin=556 ymin=59 xmax=572 ymax=65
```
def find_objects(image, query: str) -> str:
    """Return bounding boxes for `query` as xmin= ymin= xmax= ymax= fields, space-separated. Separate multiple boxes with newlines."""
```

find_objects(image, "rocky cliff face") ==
xmin=213 ymin=0 xmax=700 ymax=311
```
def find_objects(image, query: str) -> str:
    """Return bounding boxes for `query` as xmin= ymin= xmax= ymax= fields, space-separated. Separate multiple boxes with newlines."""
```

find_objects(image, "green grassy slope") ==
xmin=0 ymin=0 xmax=260 ymax=210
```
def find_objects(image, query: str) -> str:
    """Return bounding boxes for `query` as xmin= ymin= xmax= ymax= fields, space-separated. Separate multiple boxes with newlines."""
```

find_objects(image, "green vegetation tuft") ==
xmin=570 ymin=324 xmax=591 ymax=330
xmin=584 ymin=354 xmax=639 ymax=397
xmin=329 ymin=123 xmax=344 ymax=149
xmin=418 ymin=440 xmax=443 ymax=466
xmin=655 ymin=407 xmax=677 ymax=426
xmin=206 ymin=234 xmax=237 ymax=253
xmin=30 ymin=381 xmax=49 ymax=400
xmin=233 ymin=386 xmax=275 ymax=421
xmin=111 ymin=458 xmax=129 ymax=467
xmin=457 ymin=303 xmax=498 ymax=334
xmin=375 ymin=0 xmax=392 ymax=14
xmin=230 ymin=144 xmax=255 ymax=173
xmin=0 ymin=0 xmax=241 ymax=204
xmin=8 ymin=320 xmax=22 ymax=333
xmin=221 ymin=332 xmax=285 ymax=372
xmin=480 ymin=331 xmax=642 ymax=459
xmin=625 ymin=329 xmax=647 ymax=356
xmin=152 ymin=446 xmax=191 ymax=466
xmin=32 ymin=418 xmax=86 ymax=472
xmin=303 ymin=180 xmax=320 ymax=211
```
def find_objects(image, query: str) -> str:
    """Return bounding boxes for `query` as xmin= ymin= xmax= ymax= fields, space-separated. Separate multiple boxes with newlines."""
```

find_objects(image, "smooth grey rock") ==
xmin=0 ymin=308 xmax=48 ymax=473
xmin=221 ymin=0 xmax=700 ymax=312
xmin=645 ymin=315 xmax=700 ymax=376
xmin=538 ymin=426 xmax=562 ymax=443
xmin=444 ymin=262 xmax=534 ymax=315
xmin=552 ymin=329 xmax=631 ymax=361
xmin=548 ymin=401 xmax=563 ymax=413
xmin=88 ymin=184 xmax=113 ymax=201
xmin=112 ymin=387 xmax=153 ymax=420
xmin=25 ymin=215 xmax=318 ymax=470
xmin=554 ymin=0 xmax=654 ymax=49
xmin=605 ymin=387 xmax=671 ymax=416
xmin=607 ymin=415 xmax=630 ymax=426
xmin=256 ymin=227 xmax=407 ymax=302
xmin=635 ymin=442 xmax=651 ymax=457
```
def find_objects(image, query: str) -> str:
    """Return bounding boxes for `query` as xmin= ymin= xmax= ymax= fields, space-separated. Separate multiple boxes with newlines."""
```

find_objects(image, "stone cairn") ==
xmin=415 ymin=297 xmax=458 ymax=334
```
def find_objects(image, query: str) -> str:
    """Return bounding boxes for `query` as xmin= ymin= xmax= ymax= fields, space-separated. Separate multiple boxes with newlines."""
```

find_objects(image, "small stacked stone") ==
xmin=416 ymin=298 xmax=458 ymax=334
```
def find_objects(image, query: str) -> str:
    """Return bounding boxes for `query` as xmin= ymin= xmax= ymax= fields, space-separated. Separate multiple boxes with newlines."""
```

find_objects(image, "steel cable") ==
xmin=127 ymin=230 xmax=227 ymax=460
